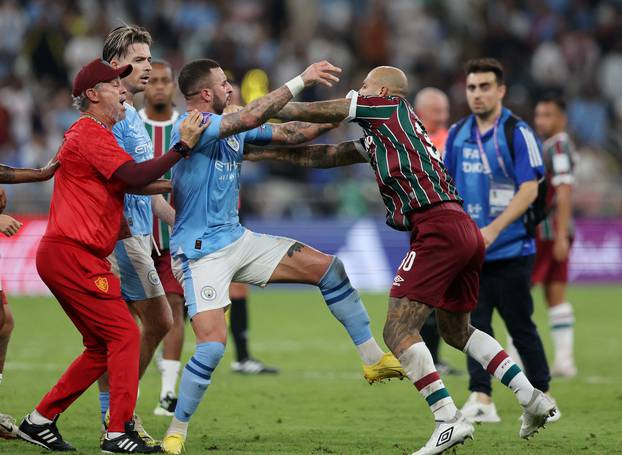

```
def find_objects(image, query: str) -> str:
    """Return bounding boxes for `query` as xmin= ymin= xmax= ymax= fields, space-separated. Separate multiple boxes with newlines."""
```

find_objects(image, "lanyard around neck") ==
xmin=475 ymin=117 xmax=510 ymax=179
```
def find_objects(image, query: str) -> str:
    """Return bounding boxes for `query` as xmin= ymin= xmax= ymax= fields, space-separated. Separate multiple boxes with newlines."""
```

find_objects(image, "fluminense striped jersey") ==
xmin=538 ymin=131 xmax=575 ymax=241
xmin=139 ymin=108 xmax=179 ymax=251
xmin=347 ymin=93 xmax=461 ymax=231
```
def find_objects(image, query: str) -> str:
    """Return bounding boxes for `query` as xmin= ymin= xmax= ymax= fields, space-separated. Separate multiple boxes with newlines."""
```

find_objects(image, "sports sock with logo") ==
xmin=464 ymin=329 xmax=534 ymax=406
xmin=318 ymin=257 xmax=383 ymax=365
xmin=399 ymin=342 xmax=457 ymax=420
xmin=173 ymin=342 xmax=225 ymax=427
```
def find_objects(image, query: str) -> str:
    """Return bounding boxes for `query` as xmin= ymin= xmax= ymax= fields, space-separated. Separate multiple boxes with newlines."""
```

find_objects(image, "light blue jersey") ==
xmin=113 ymin=103 xmax=154 ymax=236
xmin=170 ymin=112 xmax=272 ymax=260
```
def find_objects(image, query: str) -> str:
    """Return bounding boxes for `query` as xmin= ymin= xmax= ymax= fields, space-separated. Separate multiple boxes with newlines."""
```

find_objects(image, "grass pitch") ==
xmin=1 ymin=285 xmax=621 ymax=454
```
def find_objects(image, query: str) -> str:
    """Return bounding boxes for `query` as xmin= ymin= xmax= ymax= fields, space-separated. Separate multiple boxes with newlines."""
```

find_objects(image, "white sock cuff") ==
xmin=398 ymin=342 xmax=436 ymax=380
xmin=549 ymin=302 xmax=573 ymax=317
xmin=463 ymin=329 xmax=482 ymax=354
xmin=549 ymin=302 xmax=574 ymax=326
xmin=167 ymin=416 xmax=189 ymax=438
xmin=463 ymin=329 xmax=502 ymax=360
xmin=356 ymin=337 xmax=384 ymax=365
xmin=161 ymin=359 xmax=181 ymax=372
xmin=30 ymin=409 xmax=53 ymax=425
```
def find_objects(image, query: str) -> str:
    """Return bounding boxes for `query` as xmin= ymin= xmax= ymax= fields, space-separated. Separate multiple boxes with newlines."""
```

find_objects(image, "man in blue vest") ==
xmin=444 ymin=58 xmax=556 ymax=423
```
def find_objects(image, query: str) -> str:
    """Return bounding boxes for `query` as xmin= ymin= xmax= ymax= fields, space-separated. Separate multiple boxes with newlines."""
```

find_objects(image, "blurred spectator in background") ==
xmin=0 ymin=0 xmax=621 ymax=217
xmin=414 ymin=87 xmax=450 ymax=157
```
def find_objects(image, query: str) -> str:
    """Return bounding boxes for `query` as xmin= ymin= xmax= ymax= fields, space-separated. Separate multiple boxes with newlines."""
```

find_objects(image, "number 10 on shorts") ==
xmin=398 ymin=251 xmax=417 ymax=272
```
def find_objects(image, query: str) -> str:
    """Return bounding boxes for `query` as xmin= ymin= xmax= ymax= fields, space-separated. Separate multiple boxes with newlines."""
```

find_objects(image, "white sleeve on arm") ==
xmin=344 ymin=90 xmax=358 ymax=122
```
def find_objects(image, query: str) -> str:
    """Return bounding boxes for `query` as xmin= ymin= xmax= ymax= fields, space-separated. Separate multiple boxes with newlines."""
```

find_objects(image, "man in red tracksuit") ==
xmin=15 ymin=58 xmax=205 ymax=453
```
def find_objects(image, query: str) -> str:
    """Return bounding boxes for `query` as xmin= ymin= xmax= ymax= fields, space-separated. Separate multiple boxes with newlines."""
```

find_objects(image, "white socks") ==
xmin=167 ymin=416 xmax=189 ymax=438
xmin=356 ymin=338 xmax=384 ymax=365
xmin=160 ymin=359 xmax=181 ymax=399
xmin=549 ymin=302 xmax=574 ymax=366
xmin=399 ymin=342 xmax=457 ymax=421
xmin=464 ymin=329 xmax=534 ymax=406
xmin=29 ymin=410 xmax=52 ymax=425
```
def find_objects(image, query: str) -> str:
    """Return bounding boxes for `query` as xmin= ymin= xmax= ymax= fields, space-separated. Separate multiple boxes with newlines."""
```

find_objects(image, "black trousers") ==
xmin=467 ymin=255 xmax=550 ymax=395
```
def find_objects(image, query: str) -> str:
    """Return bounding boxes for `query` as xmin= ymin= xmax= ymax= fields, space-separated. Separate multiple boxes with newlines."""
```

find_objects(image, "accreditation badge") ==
xmin=489 ymin=182 xmax=515 ymax=217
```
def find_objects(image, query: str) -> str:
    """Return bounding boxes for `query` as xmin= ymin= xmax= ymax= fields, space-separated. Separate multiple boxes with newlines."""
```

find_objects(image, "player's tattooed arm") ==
xmin=219 ymin=61 xmax=341 ymax=138
xmin=274 ymin=99 xmax=351 ymax=123
xmin=219 ymin=86 xmax=294 ymax=138
xmin=0 ymin=157 xmax=60 ymax=184
xmin=244 ymin=141 xmax=366 ymax=169
xmin=269 ymin=121 xmax=338 ymax=145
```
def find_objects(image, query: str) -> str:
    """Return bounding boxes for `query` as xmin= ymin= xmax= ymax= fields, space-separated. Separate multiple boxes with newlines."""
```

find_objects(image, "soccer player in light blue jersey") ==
xmin=97 ymin=24 xmax=179 ymax=445
xmin=161 ymin=59 xmax=405 ymax=454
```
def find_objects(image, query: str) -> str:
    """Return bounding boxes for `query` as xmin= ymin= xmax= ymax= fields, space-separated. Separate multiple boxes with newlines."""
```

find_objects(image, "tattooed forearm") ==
xmin=219 ymin=86 xmax=293 ymax=138
xmin=0 ymin=166 xmax=16 ymax=183
xmin=275 ymin=99 xmax=351 ymax=123
xmin=383 ymin=297 xmax=432 ymax=357
xmin=271 ymin=121 xmax=337 ymax=145
xmin=245 ymin=141 xmax=365 ymax=169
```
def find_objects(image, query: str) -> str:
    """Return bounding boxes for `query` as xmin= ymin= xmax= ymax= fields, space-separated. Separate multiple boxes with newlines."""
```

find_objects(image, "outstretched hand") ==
xmin=300 ymin=61 xmax=342 ymax=88
xmin=41 ymin=156 xmax=60 ymax=180
xmin=0 ymin=214 xmax=22 ymax=237
xmin=179 ymin=110 xmax=210 ymax=149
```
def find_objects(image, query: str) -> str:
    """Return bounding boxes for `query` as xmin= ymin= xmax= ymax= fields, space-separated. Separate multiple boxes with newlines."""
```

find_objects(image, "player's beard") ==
xmin=474 ymin=106 xmax=496 ymax=122
xmin=213 ymin=96 xmax=227 ymax=115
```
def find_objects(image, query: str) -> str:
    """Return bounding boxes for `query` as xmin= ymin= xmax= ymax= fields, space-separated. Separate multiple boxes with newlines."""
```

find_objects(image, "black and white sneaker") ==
xmin=153 ymin=393 xmax=177 ymax=417
xmin=17 ymin=414 xmax=76 ymax=451
xmin=231 ymin=358 xmax=279 ymax=374
xmin=101 ymin=420 xmax=162 ymax=453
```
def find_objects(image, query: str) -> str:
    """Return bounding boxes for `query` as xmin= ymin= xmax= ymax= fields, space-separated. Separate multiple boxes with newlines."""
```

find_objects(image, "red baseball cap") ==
xmin=72 ymin=58 xmax=133 ymax=97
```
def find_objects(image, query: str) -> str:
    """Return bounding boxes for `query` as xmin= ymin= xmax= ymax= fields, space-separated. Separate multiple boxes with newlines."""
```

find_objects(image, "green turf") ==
xmin=1 ymin=285 xmax=621 ymax=454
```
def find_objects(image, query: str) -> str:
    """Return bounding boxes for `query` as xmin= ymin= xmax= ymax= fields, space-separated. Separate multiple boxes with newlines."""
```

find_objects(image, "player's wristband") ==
xmin=172 ymin=141 xmax=191 ymax=159
xmin=285 ymin=75 xmax=305 ymax=97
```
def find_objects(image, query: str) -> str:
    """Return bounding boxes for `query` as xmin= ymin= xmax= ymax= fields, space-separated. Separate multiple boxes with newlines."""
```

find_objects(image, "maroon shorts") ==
xmin=152 ymin=249 xmax=184 ymax=296
xmin=532 ymin=238 xmax=571 ymax=285
xmin=389 ymin=202 xmax=485 ymax=313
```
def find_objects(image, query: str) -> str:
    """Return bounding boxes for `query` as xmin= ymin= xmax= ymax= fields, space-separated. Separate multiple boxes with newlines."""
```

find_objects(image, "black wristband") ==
xmin=172 ymin=141 xmax=191 ymax=158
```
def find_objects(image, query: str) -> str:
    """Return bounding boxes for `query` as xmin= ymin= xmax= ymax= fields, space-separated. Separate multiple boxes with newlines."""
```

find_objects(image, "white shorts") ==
xmin=172 ymin=229 xmax=295 ymax=318
xmin=108 ymin=234 xmax=165 ymax=301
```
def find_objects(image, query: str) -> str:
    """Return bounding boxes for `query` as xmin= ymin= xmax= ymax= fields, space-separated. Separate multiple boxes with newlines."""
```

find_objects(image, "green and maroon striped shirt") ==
xmin=139 ymin=109 xmax=179 ymax=251
xmin=348 ymin=93 xmax=461 ymax=230
xmin=538 ymin=131 xmax=575 ymax=241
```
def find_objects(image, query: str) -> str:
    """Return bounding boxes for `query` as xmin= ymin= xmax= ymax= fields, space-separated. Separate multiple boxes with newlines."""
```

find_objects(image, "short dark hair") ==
xmin=178 ymin=59 xmax=221 ymax=98
xmin=464 ymin=58 xmax=504 ymax=85
xmin=103 ymin=24 xmax=152 ymax=63
xmin=151 ymin=59 xmax=174 ymax=78
xmin=537 ymin=92 xmax=566 ymax=112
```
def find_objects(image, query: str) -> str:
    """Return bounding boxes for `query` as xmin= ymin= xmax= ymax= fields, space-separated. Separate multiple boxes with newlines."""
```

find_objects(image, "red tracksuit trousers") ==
xmin=34 ymin=238 xmax=139 ymax=432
